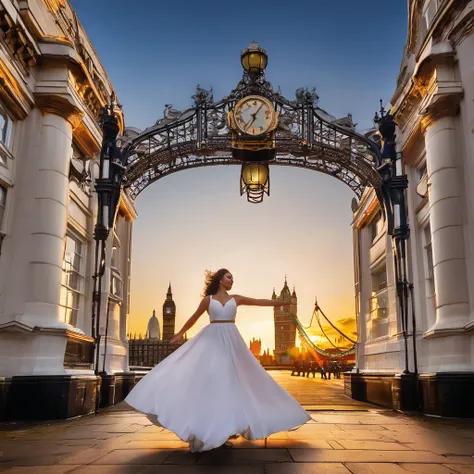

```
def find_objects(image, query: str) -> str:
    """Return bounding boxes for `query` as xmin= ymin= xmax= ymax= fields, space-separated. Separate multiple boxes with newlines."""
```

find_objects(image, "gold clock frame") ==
xmin=228 ymin=95 xmax=279 ymax=151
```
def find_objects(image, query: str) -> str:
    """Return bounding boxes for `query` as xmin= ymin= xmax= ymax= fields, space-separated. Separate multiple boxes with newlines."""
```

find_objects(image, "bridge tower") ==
xmin=273 ymin=276 xmax=297 ymax=364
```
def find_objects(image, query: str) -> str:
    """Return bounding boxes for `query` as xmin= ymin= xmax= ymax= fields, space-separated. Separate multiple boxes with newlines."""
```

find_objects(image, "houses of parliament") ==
xmin=128 ymin=284 xmax=186 ymax=367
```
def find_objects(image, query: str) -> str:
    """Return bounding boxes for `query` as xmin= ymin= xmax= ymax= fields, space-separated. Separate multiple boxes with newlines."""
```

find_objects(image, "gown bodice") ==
xmin=208 ymin=295 xmax=237 ymax=322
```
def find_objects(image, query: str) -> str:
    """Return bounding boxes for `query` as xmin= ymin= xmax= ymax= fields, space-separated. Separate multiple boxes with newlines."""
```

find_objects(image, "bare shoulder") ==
xmin=200 ymin=295 xmax=211 ymax=309
xmin=231 ymin=294 xmax=243 ymax=305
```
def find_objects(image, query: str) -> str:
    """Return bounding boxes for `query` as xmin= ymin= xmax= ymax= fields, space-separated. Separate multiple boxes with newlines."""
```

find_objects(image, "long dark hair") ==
xmin=203 ymin=268 xmax=230 ymax=296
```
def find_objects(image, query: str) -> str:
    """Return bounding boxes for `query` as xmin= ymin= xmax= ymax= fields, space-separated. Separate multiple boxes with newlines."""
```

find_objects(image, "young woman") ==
xmin=125 ymin=268 xmax=310 ymax=452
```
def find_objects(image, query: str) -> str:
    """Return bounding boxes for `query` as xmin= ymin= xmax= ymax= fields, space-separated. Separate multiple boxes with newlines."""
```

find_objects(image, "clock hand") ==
xmin=247 ymin=104 xmax=264 ymax=130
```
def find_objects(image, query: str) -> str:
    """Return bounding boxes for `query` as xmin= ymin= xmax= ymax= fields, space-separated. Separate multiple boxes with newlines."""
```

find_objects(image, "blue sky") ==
xmin=72 ymin=0 xmax=407 ymax=131
xmin=71 ymin=0 xmax=408 ymax=350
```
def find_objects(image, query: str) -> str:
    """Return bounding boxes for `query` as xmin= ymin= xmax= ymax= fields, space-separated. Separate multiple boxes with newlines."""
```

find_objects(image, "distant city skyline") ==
xmin=70 ymin=0 xmax=408 ymax=352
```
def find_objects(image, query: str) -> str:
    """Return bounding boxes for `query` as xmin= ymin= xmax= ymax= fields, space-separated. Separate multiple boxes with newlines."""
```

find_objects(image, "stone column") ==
xmin=424 ymin=115 xmax=469 ymax=332
xmin=456 ymin=33 xmax=474 ymax=325
xmin=423 ymin=112 xmax=471 ymax=372
xmin=19 ymin=109 xmax=81 ymax=330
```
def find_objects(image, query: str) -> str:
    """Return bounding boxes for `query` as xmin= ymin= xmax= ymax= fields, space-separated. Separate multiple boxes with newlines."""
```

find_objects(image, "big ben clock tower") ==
xmin=162 ymin=283 xmax=176 ymax=341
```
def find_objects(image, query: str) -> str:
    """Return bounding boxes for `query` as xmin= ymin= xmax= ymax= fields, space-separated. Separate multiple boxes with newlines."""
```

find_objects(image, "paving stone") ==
xmin=161 ymin=449 xmax=201 ymax=465
xmin=335 ymin=424 xmax=388 ymax=431
xmin=265 ymin=439 xmax=333 ymax=449
xmin=90 ymin=449 xmax=181 ymax=465
xmin=67 ymin=466 xmax=150 ymax=474
xmin=80 ymin=417 xmax=151 ymax=426
xmin=225 ymin=437 xmax=265 ymax=448
xmin=401 ymin=440 xmax=474 ymax=455
xmin=442 ymin=456 xmax=474 ymax=465
xmin=0 ymin=454 xmax=72 ymax=467
xmin=197 ymin=448 xmax=292 ymax=464
xmin=0 ymin=467 xmax=79 ymax=473
xmin=443 ymin=465 xmax=474 ymax=473
xmin=345 ymin=463 xmax=457 ymax=473
xmin=326 ymin=440 xmax=344 ymax=449
xmin=288 ymin=449 xmax=447 ymax=463
xmin=329 ymin=430 xmax=391 ymax=440
xmin=265 ymin=463 xmax=351 ymax=474
xmin=119 ymin=440 xmax=190 ymax=449
xmin=335 ymin=440 xmax=412 ymax=450
xmin=57 ymin=448 xmax=114 ymax=465
xmin=142 ymin=466 xmax=265 ymax=473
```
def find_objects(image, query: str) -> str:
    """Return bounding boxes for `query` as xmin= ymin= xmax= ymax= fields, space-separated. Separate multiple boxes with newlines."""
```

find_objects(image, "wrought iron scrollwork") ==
xmin=120 ymin=66 xmax=381 ymax=201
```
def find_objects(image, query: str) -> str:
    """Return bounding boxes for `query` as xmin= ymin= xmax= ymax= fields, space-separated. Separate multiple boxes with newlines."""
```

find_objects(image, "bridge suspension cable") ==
xmin=289 ymin=300 xmax=357 ymax=360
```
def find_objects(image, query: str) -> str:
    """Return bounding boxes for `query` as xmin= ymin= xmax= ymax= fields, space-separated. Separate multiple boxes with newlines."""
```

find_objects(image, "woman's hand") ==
xmin=169 ymin=333 xmax=182 ymax=345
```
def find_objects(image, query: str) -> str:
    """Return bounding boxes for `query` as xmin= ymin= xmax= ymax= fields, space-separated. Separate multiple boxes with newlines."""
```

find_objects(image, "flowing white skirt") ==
xmin=125 ymin=322 xmax=311 ymax=452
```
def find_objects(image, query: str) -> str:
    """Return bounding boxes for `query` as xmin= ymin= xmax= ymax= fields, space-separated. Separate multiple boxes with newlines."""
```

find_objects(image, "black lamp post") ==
xmin=92 ymin=95 xmax=126 ymax=377
xmin=374 ymin=101 xmax=417 ymax=376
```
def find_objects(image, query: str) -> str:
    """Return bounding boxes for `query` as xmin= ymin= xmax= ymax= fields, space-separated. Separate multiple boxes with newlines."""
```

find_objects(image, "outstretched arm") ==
xmin=234 ymin=295 xmax=290 ymax=307
xmin=169 ymin=296 xmax=209 ymax=344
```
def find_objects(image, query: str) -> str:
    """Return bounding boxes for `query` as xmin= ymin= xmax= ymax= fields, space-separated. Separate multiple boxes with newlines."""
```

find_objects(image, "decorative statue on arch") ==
xmin=295 ymin=87 xmax=319 ymax=106
xmin=192 ymin=84 xmax=214 ymax=106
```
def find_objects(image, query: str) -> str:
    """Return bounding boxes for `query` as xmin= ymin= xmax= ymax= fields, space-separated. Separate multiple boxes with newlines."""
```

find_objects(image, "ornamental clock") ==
xmin=230 ymin=95 xmax=278 ymax=137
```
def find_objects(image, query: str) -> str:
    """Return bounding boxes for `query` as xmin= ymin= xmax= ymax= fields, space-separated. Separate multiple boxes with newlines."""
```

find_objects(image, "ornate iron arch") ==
xmin=93 ymin=44 xmax=414 ymax=379
xmin=121 ymin=72 xmax=382 ymax=202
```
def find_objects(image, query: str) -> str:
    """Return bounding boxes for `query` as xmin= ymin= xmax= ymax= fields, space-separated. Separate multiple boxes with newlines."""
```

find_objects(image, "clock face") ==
xmin=234 ymin=96 xmax=275 ymax=136
xmin=165 ymin=307 xmax=172 ymax=315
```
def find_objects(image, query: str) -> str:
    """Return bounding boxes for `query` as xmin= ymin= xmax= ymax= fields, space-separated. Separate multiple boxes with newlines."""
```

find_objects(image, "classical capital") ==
xmin=35 ymin=94 xmax=84 ymax=129
xmin=420 ymin=92 xmax=462 ymax=134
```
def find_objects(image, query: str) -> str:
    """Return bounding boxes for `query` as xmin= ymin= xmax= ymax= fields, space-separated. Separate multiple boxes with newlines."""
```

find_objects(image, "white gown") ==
xmin=125 ymin=295 xmax=311 ymax=452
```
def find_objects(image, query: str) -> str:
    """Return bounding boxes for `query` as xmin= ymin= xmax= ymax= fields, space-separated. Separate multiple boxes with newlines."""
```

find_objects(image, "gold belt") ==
xmin=211 ymin=320 xmax=235 ymax=323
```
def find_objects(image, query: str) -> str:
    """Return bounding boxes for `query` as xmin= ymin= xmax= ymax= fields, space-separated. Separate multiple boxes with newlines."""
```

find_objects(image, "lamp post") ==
xmin=92 ymin=95 xmax=126 ymax=377
xmin=374 ymin=101 xmax=417 ymax=376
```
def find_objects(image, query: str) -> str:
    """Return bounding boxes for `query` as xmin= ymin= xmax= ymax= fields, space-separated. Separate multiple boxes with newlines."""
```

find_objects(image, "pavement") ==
xmin=0 ymin=371 xmax=473 ymax=473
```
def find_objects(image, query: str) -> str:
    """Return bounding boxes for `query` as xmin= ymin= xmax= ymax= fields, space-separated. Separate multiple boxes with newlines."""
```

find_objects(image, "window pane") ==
xmin=0 ymin=186 xmax=6 ymax=207
xmin=370 ymin=211 xmax=383 ymax=243
xmin=0 ymin=109 xmax=12 ymax=148
xmin=61 ymin=232 xmax=85 ymax=327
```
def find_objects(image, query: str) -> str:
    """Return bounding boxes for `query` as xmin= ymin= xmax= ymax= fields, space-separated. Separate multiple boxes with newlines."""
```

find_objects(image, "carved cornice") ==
xmin=0 ymin=59 xmax=33 ymax=119
xmin=68 ymin=70 xmax=103 ymax=120
xmin=393 ymin=47 xmax=462 ymax=145
xmin=0 ymin=4 xmax=38 ymax=70
xmin=407 ymin=0 xmax=422 ymax=55
xmin=73 ymin=121 xmax=101 ymax=157
xmin=44 ymin=0 xmax=66 ymax=14
xmin=447 ymin=5 xmax=474 ymax=46
xmin=35 ymin=93 xmax=83 ymax=128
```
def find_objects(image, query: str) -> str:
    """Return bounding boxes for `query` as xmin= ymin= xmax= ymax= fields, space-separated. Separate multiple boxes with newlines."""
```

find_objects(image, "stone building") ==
xmin=128 ymin=286 xmax=184 ymax=367
xmin=273 ymin=277 xmax=297 ymax=364
xmin=249 ymin=337 xmax=261 ymax=358
xmin=145 ymin=310 xmax=160 ymax=340
xmin=347 ymin=0 xmax=474 ymax=417
xmin=0 ymin=0 xmax=134 ymax=420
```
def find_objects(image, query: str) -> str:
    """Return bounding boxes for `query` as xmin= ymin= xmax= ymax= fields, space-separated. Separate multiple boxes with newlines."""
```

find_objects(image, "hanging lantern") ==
xmin=240 ymin=162 xmax=270 ymax=204
xmin=241 ymin=42 xmax=268 ymax=79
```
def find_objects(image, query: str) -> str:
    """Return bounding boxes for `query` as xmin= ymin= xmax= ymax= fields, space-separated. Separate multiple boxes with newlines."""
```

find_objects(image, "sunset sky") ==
xmin=71 ymin=0 xmax=408 ymax=352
